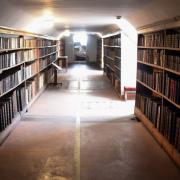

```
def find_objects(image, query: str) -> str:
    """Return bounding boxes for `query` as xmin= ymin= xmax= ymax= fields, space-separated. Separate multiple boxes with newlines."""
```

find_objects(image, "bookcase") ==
xmin=96 ymin=38 xmax=102 ymax=68
xmin=0 ymin=27 xmax=57 ymax=142
xmin=59 ymin=38 xmax=65 ymax=56
xmin=103 ymin=33 xmax=122 ymax=95
xmin=135 ymin=22 xmax=180 ymax=166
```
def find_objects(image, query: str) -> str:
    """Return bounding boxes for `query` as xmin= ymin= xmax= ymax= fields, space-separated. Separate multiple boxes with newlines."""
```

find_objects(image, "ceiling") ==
xmin=0 ymin=0 xmax=180 ymax=37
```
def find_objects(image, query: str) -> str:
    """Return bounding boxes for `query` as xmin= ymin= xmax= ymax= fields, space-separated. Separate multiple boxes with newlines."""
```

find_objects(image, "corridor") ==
xmin=0 ymin=64 xmax=179 ymax=180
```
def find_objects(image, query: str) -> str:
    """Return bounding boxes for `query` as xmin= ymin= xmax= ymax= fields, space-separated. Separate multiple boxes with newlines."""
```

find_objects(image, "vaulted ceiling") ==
xmin=0 ymin=0 xmax=180 ymax=36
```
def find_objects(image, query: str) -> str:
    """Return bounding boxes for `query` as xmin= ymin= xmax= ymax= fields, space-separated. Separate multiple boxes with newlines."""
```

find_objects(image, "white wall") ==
xmin=65 ymin=34 xmax=98 ymax=63
xmin=86 ymin=35 xmax=98 ymax=62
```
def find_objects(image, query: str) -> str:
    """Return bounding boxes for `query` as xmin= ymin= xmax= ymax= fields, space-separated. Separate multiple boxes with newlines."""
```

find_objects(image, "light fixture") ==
xmin=64 ymin=29 xmax=70 ymax=37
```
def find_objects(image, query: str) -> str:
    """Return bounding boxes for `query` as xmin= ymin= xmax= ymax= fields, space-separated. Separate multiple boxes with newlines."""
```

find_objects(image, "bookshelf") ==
xmin=135 ymin=23 xmax=180 ymax=167
xmin=0 ymin=27 xmax=57 ymax=143
xmin=96 ymin=38 xmax=102 ymax=68
xmin=59 ymin=38 xmax=65 ymax=56
xmin=103 ymin=33 xmax=122 ymax=96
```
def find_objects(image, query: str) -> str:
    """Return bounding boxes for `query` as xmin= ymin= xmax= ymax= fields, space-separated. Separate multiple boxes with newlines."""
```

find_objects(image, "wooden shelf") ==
xmin=39 ymin=51 xmax=57 ymax=59
xmin=137 ymin=79 xmax=180 ymax=109
xmin=138 ymin=46 xmax=165 ymax=49
xmin=104 ymin=55 xmax=114 ymax=61
xmin=115 ymin=56 xmax=121 ymax=59
xmin=0 ymin=45 xmax=57 ymax=53
xmin=137 ymin=61 xmax=164 ymax=70
xmin=138 ymin=46 xmax=180 ymax=51
xmin=114 ymin=65 xmax=120 ymax=71
xmin=105 ymin=64 xmax=115 ymax=72
xmin=136 ymin=79 xmax=162 ymax=96
xmin=0 ymin=80 xmax=26 ymax=98
xmin=134 ymin=107 xmax=180 ymax=167
xmin=164 ymin=68 xmax=180 ymax=76
xmin=104 ymin=45 xmax=121 ymax=48
xmin=0 ymin=61 xmax=26 ymax=74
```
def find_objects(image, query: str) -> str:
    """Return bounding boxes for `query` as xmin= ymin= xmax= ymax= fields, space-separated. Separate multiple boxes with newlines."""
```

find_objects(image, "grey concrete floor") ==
xmin=0 ymin=64 xmax=179 ymax=180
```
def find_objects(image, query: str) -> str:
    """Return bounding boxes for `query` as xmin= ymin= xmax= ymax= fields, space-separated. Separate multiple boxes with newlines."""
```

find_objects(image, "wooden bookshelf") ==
xmin=96 ymin=38 xmax=102 ymax=68
xmin=0 ymin=27 xmax=58 ymax=143
xmin=103 ymin=33 xmax=122 ymax=96
xmin=135 ymin=22 xmax=180 ymax=167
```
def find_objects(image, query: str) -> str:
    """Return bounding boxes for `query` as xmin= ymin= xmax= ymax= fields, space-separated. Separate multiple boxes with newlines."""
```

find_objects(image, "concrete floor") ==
xmin=0 ymin=64 xmax=179 ymax=180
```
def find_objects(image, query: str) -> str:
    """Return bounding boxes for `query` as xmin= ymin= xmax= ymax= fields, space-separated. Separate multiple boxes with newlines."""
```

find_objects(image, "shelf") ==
xmin=137 ymin=79 xmax=180 ymax=109
xmin=104 ymin=55 xmax=114 ymax=61
xmin=105 ymin=64 xmax=115 ymax=72
xmin=134 ymin=107 xmax=180 ymax=167
xmin=137 ymin=61 xmax=164 ymax=70
xmin=138 ymin=46 xmax=165 ymax=49
xmin=164 ymin=68 xmax=180 ymax=76
xmin=0 ymin=80 xmax=26 ymax=98
xmin=0 ymin=61 xmax=25 ymax=74
xmin=0 ymin=45 xmax=57 ymax=53
xmin=114 ymin=65 xmax=120 ymax=71
xmin=162 ymin=95 xmax=180 ymax=109
xmin=115 ymin=56 xmax=121 ymax=59
xmin=26 ymin=72 xmax=39 ymax=81
xmin=39 ymin=51 xmax=57 ymax=59
xmin=138 ymin=46 xmax=180 ymax=51
xmin=136 ymin=79 xmax=162 ymax=96
xmin=104 ymin=45 xmax=121 ymax=48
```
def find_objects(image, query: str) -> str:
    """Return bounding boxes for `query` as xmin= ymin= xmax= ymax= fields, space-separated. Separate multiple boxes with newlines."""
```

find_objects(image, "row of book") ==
xmin=164 ymin=73 xmax=180 ymax=104
xmin=0 ymin=37 xmax=56 ymax=49
xmin=0 ymin=87 xmax=26 ymax=132
xmin=105 ymin=68 xmax=115 ymax=85
xmin=26 ymin=79 xmax=38 ymax=104
xmin=24 ymin=39 xmax=56 ymax=48
xmin=0 ymin=49 xmax=38 ymax=70
xmin=114 ymin=67 xmax=120 ymax=79
xmin=138 ymin=31 xmax=180 ymax=48
xmin=0 ymin=67 xmax=54 ymax=131
xmin=115 ymin=48 xmax=121 ymax=57
xmin=39 ymin=47 xmax=56 ymax=58
xmin=104 ymin=48 xmax=116 ymax=59
xmin=104 ymin=35 xmax=121 ymax=46
xmin=165 ymin=53 xmax=180 ymax=72
xmin=114 ymin=79 xmax=121 ymax=93
xmin=165 ymin=34 xmax=180 ymax=48
xmin=136 ymin=93 xmax=162 ymax=129
xmin=114 ymin=57 xmax=121 ymax=68
xmin=104 ymin=57 xmax=114 ymax=69
xmin=39 ymin=54 xmax=56 ymax=71
xmin=162 ymin=106 xmax=180 ymax=150
xmin=137 ymin=49 xmax=164 ymax=66
xmin=138 ymin=31 xmax=165 ymax=47
xmin=0 ymin=37 xmax=24 ymax=49
xmin=25 ymin=62 xmax=38 ymax=79
xmin=136 ymin=92 xmax=180 ymax=152
xmin=39 ymin=68 xmax=53 ymax=90
xmin=137 ymin=68 xmax=163 ymax=93
xmin=0 ymin=67 xmax=25 ymax=95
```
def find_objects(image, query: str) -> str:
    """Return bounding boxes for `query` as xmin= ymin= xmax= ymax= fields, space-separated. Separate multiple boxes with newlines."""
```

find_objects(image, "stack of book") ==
xmin=164 ymin=73 xmax=180 ymax=104
xmin=0 ymin=37 xmax=24 ymax=49
xmin=165 ymin=51 xmax=180 ymax=72
xmin=138 ymin=31 xmax=165 ymax=47
xmin=0 ymin=66 xmax=25 ymax=95
xmin=138 ymin=49 xmax=164 ymax=66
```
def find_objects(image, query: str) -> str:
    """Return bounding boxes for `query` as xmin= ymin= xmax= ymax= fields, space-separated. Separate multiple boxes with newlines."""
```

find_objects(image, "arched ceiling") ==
xmin=0 ymin=0 xmax=180 ymax=37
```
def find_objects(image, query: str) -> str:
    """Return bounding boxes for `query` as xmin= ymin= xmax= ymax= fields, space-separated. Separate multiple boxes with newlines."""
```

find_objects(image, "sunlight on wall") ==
xmin=115 ymin=18 xmax=137 ymax=94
